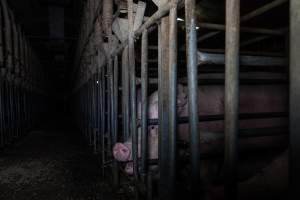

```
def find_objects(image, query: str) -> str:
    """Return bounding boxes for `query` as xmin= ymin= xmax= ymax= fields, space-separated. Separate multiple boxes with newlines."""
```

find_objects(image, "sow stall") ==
xmin=70 ymin=0 xmax=298 ymax=199
xmin=0 ymin=0 xmax=49 ymax=151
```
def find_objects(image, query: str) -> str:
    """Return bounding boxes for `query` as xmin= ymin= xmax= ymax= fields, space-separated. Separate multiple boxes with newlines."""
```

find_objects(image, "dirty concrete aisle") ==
xmin=0 ymin=118 xmax=116 ymax=200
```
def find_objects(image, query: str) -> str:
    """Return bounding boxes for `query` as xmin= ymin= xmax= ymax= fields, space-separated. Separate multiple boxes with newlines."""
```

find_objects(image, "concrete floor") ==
xmin=0 ymin=119 xmax=118 ymax=200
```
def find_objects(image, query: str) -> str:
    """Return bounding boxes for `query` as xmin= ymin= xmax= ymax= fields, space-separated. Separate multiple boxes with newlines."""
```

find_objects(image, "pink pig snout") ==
xmin=113 ymin=143 xmax=131 ymax=162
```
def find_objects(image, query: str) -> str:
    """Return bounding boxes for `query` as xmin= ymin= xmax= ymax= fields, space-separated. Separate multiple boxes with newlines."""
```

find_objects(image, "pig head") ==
xmin=113 ymin=84 xmax=188 ymax=174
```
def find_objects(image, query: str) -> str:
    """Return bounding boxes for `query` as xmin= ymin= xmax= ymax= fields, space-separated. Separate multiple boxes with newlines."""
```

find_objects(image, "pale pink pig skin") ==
xmin=113 ymin=84 xmax=287 ymax=175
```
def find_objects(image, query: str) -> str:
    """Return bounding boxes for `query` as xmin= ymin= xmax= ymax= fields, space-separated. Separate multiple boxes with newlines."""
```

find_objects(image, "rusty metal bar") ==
xmin=224 ymin=0 xmax=240 ymax=198
xmin=289 ymin=0 xmax=300 ymax=196
xmin=185 ymin=0 xmax=200 ymax=194
xmin=141 ymin=29 xmax=148 ymax=180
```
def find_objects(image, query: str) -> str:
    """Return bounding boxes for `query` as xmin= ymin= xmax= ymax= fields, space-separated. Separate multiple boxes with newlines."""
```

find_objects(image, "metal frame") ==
xmin=71 ymin=0 xmax=290 ymax=199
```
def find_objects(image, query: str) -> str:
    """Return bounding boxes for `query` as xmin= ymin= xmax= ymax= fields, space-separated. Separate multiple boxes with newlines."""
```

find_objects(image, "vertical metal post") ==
xmin=101 ymin=66 xmax=106 ymax=177
xmin=141 ymin=29 xmax=149 ymax=180
xmin=289 ymin=0 xmax=300 ymax=197
xmin=128 ymin=0 xmax=138 ymax=181
xmin=158 ymin=15 xmax=170 ymax=200
xmin=112 ymin=55 xmax=119 ymax=187
xmin=167 ymin=1 xmax=177 ymax=198
xmin=158 ymin=0 xmax=178 ymax=198
xmin=122 ymin=47 xmax=130 ymax=140
xmin=185 ymin=0 xmax=200 ymax=194
xmin=0 ymin=77 xmax=3 ymax=148
xmin=224 ymin=0 xmax=240 ymax=199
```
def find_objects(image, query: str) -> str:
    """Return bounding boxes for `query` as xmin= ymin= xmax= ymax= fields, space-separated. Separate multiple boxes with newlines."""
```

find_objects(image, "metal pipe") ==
xmin=199 ymin=23 xmax=285 ymax=35
xmin=289 ymin=0 xmax=300 ymax=196
xmin=198 ymin=0 xmax=288 ymax=43
xmin=112 ymin=55 xmax=119 ymax=187
xmin=158 ymin=1 xmax=172 ymax=198
xmin=198 ymin=52 xmax=286 ymax=66
xmin=1 ymin=0 xmax=13 ymax=71
xmin=185 ymin=0 xmax=200 ymax=194
xmin=141 ymin=29 xmax=149 ymax=180
xmin=241 ymin=0 xmax=288 ymax=22
xmin=139 ymin=112 xmax=287 ymax=126
xmin=224 ymin=0 xmax=240 ymax=198
xmin=128 ymin=0 xmax=139 ymax=182
xmin=168 ymin=2 xmax=178 ymax=198
xmin=122 ymin=47 xmax=130 ymax=140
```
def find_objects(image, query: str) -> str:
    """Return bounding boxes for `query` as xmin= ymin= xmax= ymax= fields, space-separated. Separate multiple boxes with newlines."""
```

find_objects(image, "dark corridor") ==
xmin=0 ymin=115 xmax=118 ymax=200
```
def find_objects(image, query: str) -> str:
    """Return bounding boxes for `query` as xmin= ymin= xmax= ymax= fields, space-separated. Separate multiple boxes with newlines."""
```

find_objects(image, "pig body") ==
xmin=113 ymin=84 xmax=287 ymax=175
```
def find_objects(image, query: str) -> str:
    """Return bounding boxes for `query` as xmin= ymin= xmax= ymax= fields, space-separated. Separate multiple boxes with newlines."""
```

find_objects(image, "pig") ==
xmin=113 ymin=84 xmax=287 ymax=175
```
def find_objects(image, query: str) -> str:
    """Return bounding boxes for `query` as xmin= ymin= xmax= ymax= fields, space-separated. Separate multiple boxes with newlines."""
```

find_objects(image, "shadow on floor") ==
xmin=0 ymin=115 xmax=119 ymax=200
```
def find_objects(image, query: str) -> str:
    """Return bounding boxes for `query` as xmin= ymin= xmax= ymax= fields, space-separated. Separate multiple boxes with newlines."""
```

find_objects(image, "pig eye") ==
xmin=122 ymin=149 xmax=127 ymax=153
xmin=151 ymin=126 xmax=155 ymax=130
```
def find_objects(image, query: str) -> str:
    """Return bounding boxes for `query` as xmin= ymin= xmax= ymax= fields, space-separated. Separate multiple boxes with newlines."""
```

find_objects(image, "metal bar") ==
xmin=1 ymin=0 xmax=13 ymax=71
xmin=185 ymin=0 xmax=200 ymax=194
xmin=112 ymin=55 xmax=119 ymax=187
xmin=100 ymin=67 xmax=106 ymax=177
xmin=122 ymin=47 xmax=130 ymax=140
xmin=198 ymin=0 xmax=288 ymax=43
xmin=198 ymin=52 xmax=286 ymax=66
xmin=241 ymin=0 xmax=288 ymax=22
xmin=111 ymin=1 xmax=183 ymax=59
xmin=240 ymin=35 xmax=270 ymax=47
xmin=168 ymin=2 xmax=178 ymax=198
xmin=135 ymin=2 xmax=173 ymax=37
xmin=140 ymin=112 xmax=287 ymax=126
xmin=128 ymin=0 xmax=139 ymax=183
xmin=158 ymin=1 xmax=172 ymax=198
xmin=289 ymin=0 xmax=300 ymax=197
xmin=224 ymin=0 xmax=240 ymax=198
xmin=199 ymin=23 xmax=285 ymax=36
xmin=141 ymin=29 xmax=149 ymax=180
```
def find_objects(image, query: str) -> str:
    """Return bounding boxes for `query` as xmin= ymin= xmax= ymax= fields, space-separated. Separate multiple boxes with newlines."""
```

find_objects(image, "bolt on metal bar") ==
xmin=224 ymin=0 xmax=240 ymax=199
xmin=289 ymin=0 xmax=300 ymax=197
xmin=185 ymin=0 xmax=200 ymax=194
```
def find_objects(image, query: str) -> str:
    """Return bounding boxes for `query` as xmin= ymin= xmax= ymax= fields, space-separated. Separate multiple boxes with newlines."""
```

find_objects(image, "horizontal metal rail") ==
xmin=198 ymin=52 xmax=287 ymax=66
xmin=137 ymin=112 xmax=288 ymax=126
